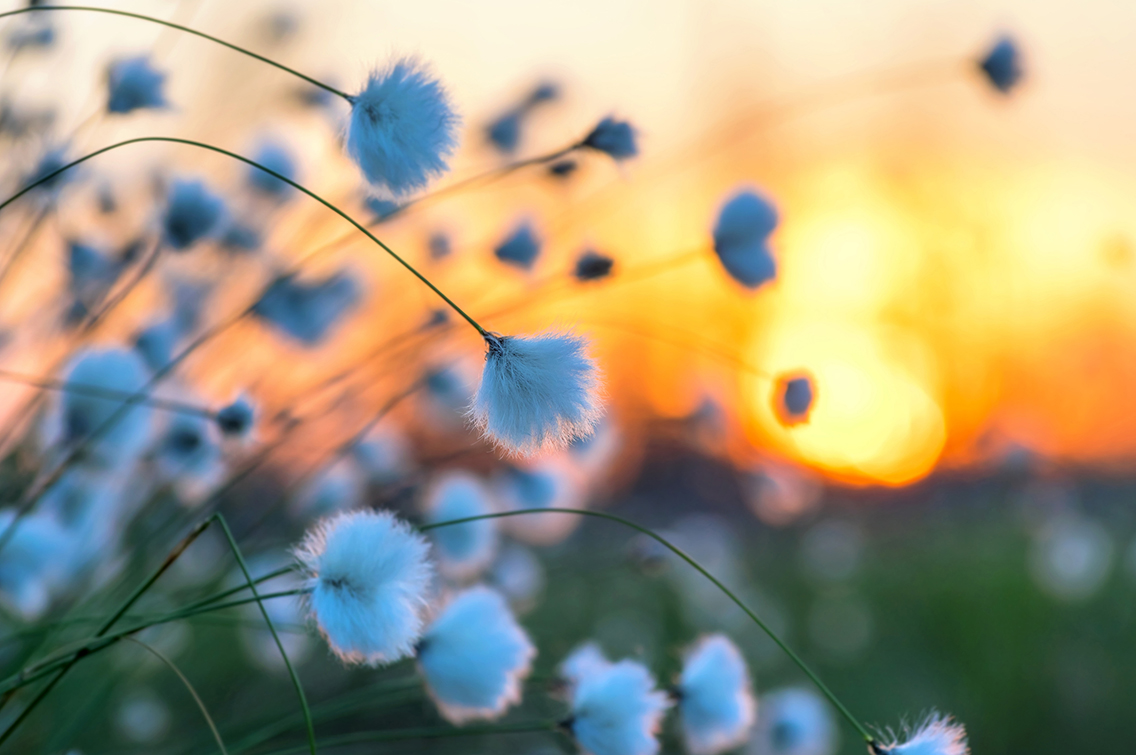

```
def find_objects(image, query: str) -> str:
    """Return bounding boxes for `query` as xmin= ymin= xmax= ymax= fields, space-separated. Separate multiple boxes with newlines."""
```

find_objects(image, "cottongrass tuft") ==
xmin=876 ymin=713 xmax=969 ymax=755
xmin=582 ymin=117 xmax=638 ymax=160
xmin=559 ymin=641 xmax=611 ymax=690
xmin=494 ymin=220 xmax=542 ymax=270
xmin=417 ymin=586 xmax=536 ymax=724
xmin=106 ymin=54 xmax=168 ymax=115
xmin=750 ymin=687 xmax=837 ymax=755
xmin=773 ymin=373 xmax=814 ymax=426
xmin=248 ymin=140 xmax=297 ymax=197
xmin=216 ymin=396 xmax=255 ymax=438
xmin=568 ymin=658 xmax=670 ymax=755
xmin=346 ymin=56 xmax=460 ymax=197
xmin=712 ymin=188 xmax=778 ymax=289
xmin=494 ymin=458 xmax=586 ymax=545
xmin=252 ymin=270 xmax=360 ymax=346
xmin=676 ymin=634 xmax=756 ymax=755
xmin=423 ymin=471 xmax=498 ymax=581
xmin=294 ymin=509 xmax=433 ymax=666
xmin=163 ymin=179 xmax=226 ymax=251
xmin=472 ymin=331 xmax=603 ymax=456
xmin=49 ymin=347 xmax=156 ymax=470
xmin=575 ymin=249 xmax=615 ymax=281
xmin=978 ymin=35 xmax=1023 ymax=95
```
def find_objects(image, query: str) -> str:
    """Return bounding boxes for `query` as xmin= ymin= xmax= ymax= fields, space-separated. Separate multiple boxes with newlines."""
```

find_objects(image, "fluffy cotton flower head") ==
xmin=346 ymin=57 xmax=460 ymax=197
xmin=293 ymin=510 xmax=432 ymax=665
xmin=472 ymin=331 xmax=603 ymax=456
xmin=417 ymin=586 xmax=536 ymax=724
xmin=216 ymin=396 xmax=255 ymax=438
xmin=252 ymin=270 xmax=360 ymax=346
xmin=494 ymin=220 xmax=542 ymax=270
xmin=163 ymin=179 xmax=226 ymax=251
xmin=559 ymin=642 xmax=612 ymax=690
xmin=423 ymin=471 xmax=498 ymax=580
xmin=876 ymin=713 xmax=969 ymax=755
xmin=978 ymin=35 xmax=1023 ymax=95
xmin=582 ymin=117 xmax=638 ymax=160
xmin=677 ymin=634 xmax=756 ymax=755
xmin=750 ymin=687 xmax=837 ymax=755
xmin=50 ymin=348 xmax=155 ymax=470
xmin=712 ymin=188 xmax=779 ymax=290
xmin=494 ymin=457 xmax=586 ymax=545
xmin=773 ymin=373 xmax=814 ymax=426
xmin=106 ymin=54 xmax=168 ymax=114
xmin=569 ymin=659 xmax=670 ymax=755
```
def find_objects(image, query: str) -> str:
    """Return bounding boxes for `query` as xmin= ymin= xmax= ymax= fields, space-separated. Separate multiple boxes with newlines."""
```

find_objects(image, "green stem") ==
xmin=211 ymin=514 xmax=316 ymax=755
xmin=0 ymin=517 xmax=213 ymax=746
xmin=0 ymin=137 xmax=486 ymax=335
xmin=0 ymin=6 xmax=350 ymax=100
xmin=421 ymin=508 xmax=877 ymax=746
xmin=0 ymin=368 xmax=219 ymax=420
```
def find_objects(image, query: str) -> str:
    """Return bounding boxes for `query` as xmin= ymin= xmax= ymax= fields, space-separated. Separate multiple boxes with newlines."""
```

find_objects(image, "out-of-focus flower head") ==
xmin=428 ymin=230 xmax=452 ymax=261
xmin=294 ymin=509 xmax=433 ymax=665
xmin=493 ymin=457 xmax=585 ymax=545
xmin=485 ymin=80 xmax=561 ymax=154
xmin=106 ymin=54 xmax=168 ymax=115
xmin=472 ymin=331 xmax=603 ymax=456
xmin=292 ymin=458 xmax=365 ymax=518
xmin=568 ymin=658 xmax=670 ymax=755
xmin=66 ymin=240 xmax=122 ymax=315
xmin=47 ymin=348 xmax=156 ymax=470
xmin=494 ymin=219 xmax=542 ymax=270
xmin=7 ymin=18 xmax=54 ymax=53
xmin=978 ymin=35 xmax=1024 ymax=95
xmin=0 ymin=508 xmax=69 ymax=618
xmin=773 ymin=373 xmax=814 ymax=426
xmin=248 ymin=139 xmax=298 ymax=198
xmin=712 ymin=188 xmax=778 ymax=290
xmin=252 ymin=270 xmax=360 ymax=346
xmin=676 ymin=634 xmax=756 ymax=755
xmin=220 ymin=222 xmax=262 ymax=253
xmin=423 ymin=471 xmax=498 ymax=581
xmin=582 ymin=116 xmax=638 ymax=160
xmin=489 ymin=543 xmax=545 ymax=610
xmin=162 ymin=179 xmax=226 ymax=251
xmin=574 ymin=249 xmax=615 ymax=282
xmin=24 ymin=145 xmax=74 ymax=199
xmin=154 ymin=406 xmax=226 ymax=503
xmin=875 ymin=713 xmax=969 ymax=755
xmin=351 ymin=424 xmax=412 ymax=486
xmin=749 ymin=687 xmax=837 ymax=755
xmin=133 ymin=319 xmax=180 ymax=372
xmin=417 ymin=586 xmax=535 ymax=723
xmin=346 ymin=56 xmax=460 ymax=197
xmin=559 ymin=641 xmax=612 ymax=691
xmin=216 ymin=396 xmax=255 ymax=438
xmin=365 ymin=196 xmax=402 ymax=223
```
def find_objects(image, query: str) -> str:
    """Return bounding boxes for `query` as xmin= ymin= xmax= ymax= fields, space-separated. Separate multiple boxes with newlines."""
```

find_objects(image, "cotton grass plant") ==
xmin=0 ymin=5 xmax=1034 ymax=754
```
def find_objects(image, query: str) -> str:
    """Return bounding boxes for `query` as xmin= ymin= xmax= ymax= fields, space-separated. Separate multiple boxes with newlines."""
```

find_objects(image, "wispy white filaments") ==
xmin=293 ymin=510 xmax=432 ymax=666
xmin=567 ymin=658 xmax=671 ymax=755
xmin=675 ymin=634 xmax=756 ymax=755
xmin=472 ymin=331 xmax=603 ymax=456
xmin=875 ymin=713 xmax=969 ymax=755
xmin=346 ymin=56 xmax=460 ymax=198
xmin=416 ymin=586 xmax=535 ymax=724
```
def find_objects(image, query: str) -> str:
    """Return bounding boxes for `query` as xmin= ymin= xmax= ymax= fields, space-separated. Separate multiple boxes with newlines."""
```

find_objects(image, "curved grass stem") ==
xmin=421 ymin=507 xmax=878 ymax=746
xmin=0 ymin=6 xmax=350 ymax=100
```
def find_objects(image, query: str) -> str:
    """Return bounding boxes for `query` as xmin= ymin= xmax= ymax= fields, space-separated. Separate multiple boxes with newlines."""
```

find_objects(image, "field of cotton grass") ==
xmin=1 ymin=1 xmax=1135 ymax=754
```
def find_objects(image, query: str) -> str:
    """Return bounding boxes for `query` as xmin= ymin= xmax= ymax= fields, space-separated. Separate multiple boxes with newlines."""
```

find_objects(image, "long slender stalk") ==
xmin=0 ymin=6 xmax=350 ymax=100
xmin=421 ymin=508 xmax=878 ymax=746
xmin=212 ymin=514 xmax=316 ymax=755
xmin=0 ymin=517 xmax=213 ymax=745
xmin=0 ymin=136 xmax=484 ymax=560
xmin=124 ymin=637 xmax=229 ymax=755
xmin=0 ymin=368 xmax=219 ymax=419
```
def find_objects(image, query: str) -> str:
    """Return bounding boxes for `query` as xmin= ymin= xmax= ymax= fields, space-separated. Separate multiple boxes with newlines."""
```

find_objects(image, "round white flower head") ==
xmin=346 ymin=56 xmax=460 ymax=197
xmin=749 ymin=687 xmax=837 ymax=755
xmin=48 ymin=347 xmax=156 ymax=470
xmin=472 ymin=331 xmax=603 ymax=456
xmin=417 ymin=585 xmax=536 ymax=724
xmin=293 ymin=510 xmax=432 ymax=666
xmin=493 ymin=457 xmax=586 ymax=545
xmin=569 ymin=658 xmax=670 ymax=755
xmin=712 ymin=188 xmax=779 ymax=290
xmin=876 ymin=713 xmax=969 ymax=755
xmin=677 ymin=634 xmax=756 ymax=755
xmin=559 ymin=641 xmax=612 ymax=691
xmin=423 ymin=471 xmax=498 ymax=581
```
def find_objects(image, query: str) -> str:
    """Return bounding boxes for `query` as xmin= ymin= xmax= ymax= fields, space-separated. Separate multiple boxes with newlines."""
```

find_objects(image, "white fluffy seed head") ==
xmin=293 ymin=509 xmax=433 ymax=666
xmin=417 ymin=585 xmax=536 ymax=724
xmin=423 ymin=471 xmax=498 ymax=581
xmin=346 ymin=56 xmax=460 ymax=198
xmin=878 ymin=713 xmax=969 ymax=755
xmin=471 ymin=331 xmax=604 ymax=457
xmin=677 ymin=634 xmax=756 ymax=755
xmin=570 ymin=658 xmax=671 ymax=755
